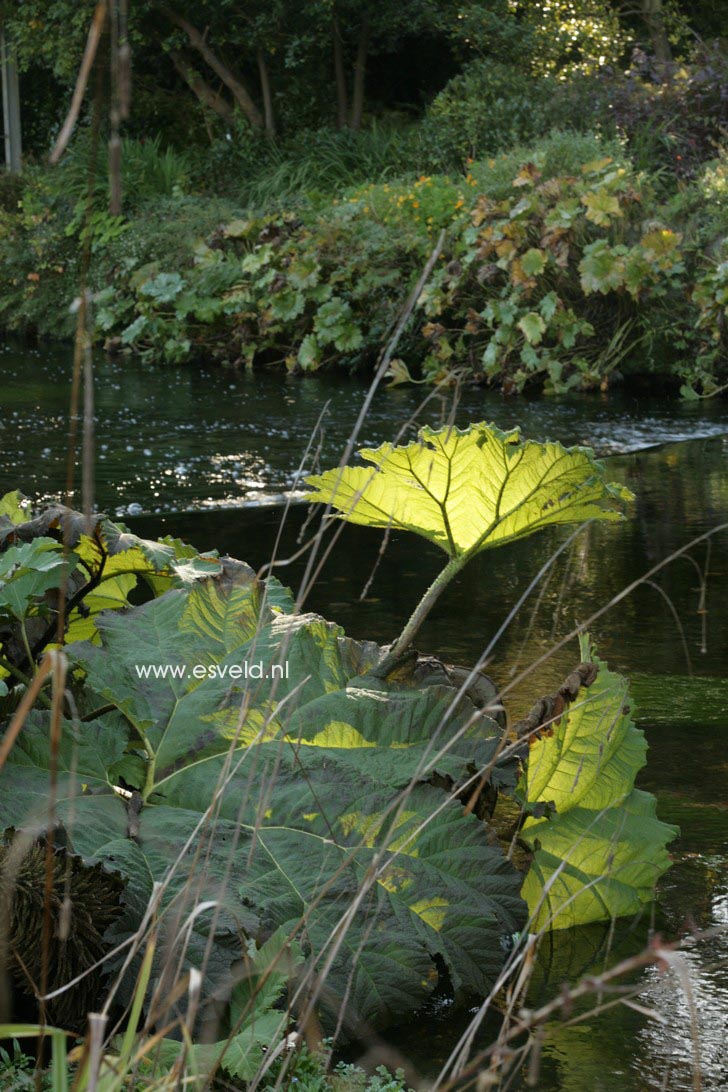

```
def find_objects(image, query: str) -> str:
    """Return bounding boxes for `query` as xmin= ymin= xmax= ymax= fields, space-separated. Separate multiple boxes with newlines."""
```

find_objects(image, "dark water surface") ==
xmin=2 ymin=345 xmax=728 ymax=1090
xmin=4 ymin=342 xmax=728 ymax=515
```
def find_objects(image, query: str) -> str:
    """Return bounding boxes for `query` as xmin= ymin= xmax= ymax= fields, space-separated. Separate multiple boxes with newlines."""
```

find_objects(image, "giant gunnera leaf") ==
xmin=518 ymin=641 xmax=677 ymax=930
xmin=305 ymin=423 xmax=632 ymax=559
xmin=0 ymin=561 xmax=525 ymax=1031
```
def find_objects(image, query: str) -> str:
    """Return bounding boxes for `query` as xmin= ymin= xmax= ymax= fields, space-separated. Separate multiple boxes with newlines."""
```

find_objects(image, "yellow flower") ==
xmin=454 ymin=198 xmax=464 ymax=210
xmin=412 ymin=200 xmax=420 ymax=208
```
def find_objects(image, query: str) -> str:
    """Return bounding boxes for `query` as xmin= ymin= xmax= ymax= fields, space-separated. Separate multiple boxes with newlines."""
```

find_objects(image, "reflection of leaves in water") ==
xmin=631 ymin=674 xmax=728 ymax=730
xmin=527 ymin=918 xmax=648 ymax=1006
xmin=539 ymin=1016 xmax=643 ymax=1092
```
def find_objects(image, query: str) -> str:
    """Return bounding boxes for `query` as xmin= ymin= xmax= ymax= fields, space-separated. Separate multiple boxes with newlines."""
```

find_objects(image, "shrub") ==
xmin=559 ymin=48 xmax=728 ymax=182
xmin=418 ymin=61 xmax=555 ymax=170
xmin=1 ymin=138 xmax=725 ymax=395
xmin=417 ymin=156 xmax=688 ymax=392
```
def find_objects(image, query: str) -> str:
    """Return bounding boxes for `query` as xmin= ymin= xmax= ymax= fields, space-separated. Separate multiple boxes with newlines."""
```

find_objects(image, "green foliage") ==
xmin=56 ymin=135 xmax=192 ymax=210
xmin=0 ymin=1038 xmax=54 ymax=1091
xmin=0 ymin=493 xmax=220 ymax=682
xmin=306 ymin=422 xmax=631 ymax=559
xmin=206 ymin=124 xmax=417 ymax=208
xmin=518 ymin=0 xmax=629 ymax=78
xmin=466 ymin=131 xmax=628 ymax=200
xmin=0 ymin=429 xmax=675 ymax=1054
xmin=419 ymin=61 xmax=554 ymax=168
xmin=93 ymin=200 xmax=430 ymax=368
xmin=152 ymin=929 xmax=303 ymax=1082
xmin=0 ymin=167 xmax=80 ymax=338
xmin=419 ymin=156 xmax=688 ymax=391
xmin=0 ymin=1030 xmax=414 ymax=1092
xmin=0 ymin=161 xmax=236 ymax=339
xmin=0 ymin=563 xmax=524 ymax=1029
xmin=518 ymin=642 xmax=678 ymax=930
xmin=3 ymin=133 xmax=726 ymax=390
xmin=0 ymin=538 xmax=72 ymax=623
xmin=305 ymin=429 xmax=672 ymax=934
xmin=0 ymin=1039 xmax=51 ymax=1092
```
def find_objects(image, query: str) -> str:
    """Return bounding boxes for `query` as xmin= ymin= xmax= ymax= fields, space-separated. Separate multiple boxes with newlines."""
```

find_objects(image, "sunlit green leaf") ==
xmin=0 ymin=490 xmax=28 ymax=529
xmin=518 ymin=311 xmax=546 ymax=345
xmin=305 ymin=423 xmax=632 ymax=560
xmin=519 ymin=646 xmax=677 ymax=929
xmin=581 ymin=189 xmax=622 ymax=226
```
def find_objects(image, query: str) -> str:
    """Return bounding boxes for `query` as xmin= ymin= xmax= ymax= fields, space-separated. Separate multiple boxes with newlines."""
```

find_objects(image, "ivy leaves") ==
xmin=306 ymin=422 xmax=631 ymax=560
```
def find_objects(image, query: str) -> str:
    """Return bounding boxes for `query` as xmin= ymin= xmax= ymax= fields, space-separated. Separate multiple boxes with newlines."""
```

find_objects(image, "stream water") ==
xmin=2 ymin=344 xmax=727 ymax=1090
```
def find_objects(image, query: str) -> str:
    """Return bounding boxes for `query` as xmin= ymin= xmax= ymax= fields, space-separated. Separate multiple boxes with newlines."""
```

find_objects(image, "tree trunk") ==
xmin=641 ymin=0 xmax=672 ymax=64
xmin=1 ymin=26 xmax=23 ymax=172
xmin=169 ymin=49 xmax=234 ymax=122
xmin=49 ymin=0 xmax=107 ymax=164
xmin=256 ymin=49 xmax=275 ymax=136
xmin=348 ymin=17 xmax=370 ymax=131
xmin=162 ymin=7 xmax=263 ymax=129
xmin=332 ymin=18 xmax=348 ymax=129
